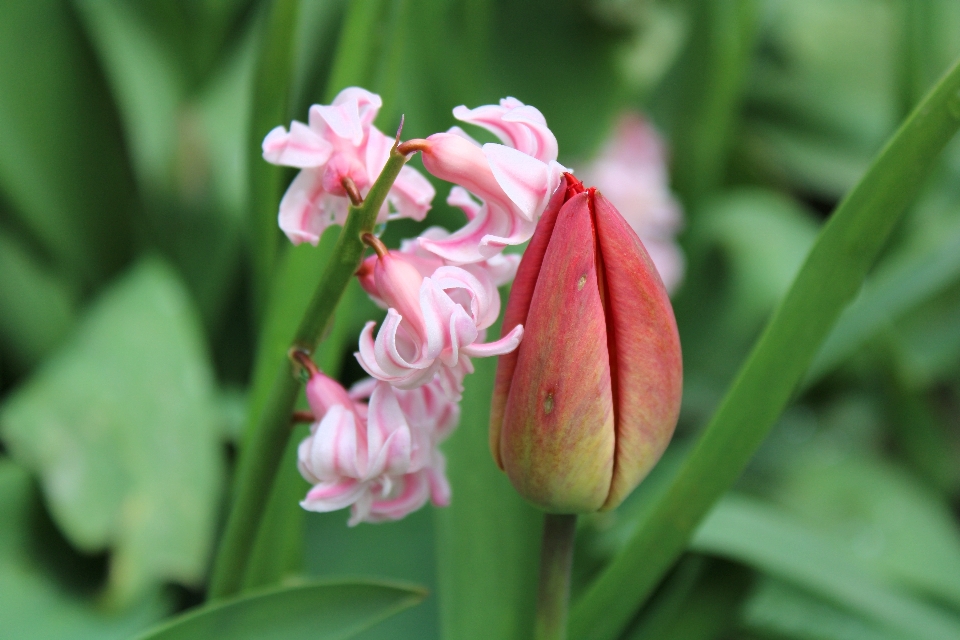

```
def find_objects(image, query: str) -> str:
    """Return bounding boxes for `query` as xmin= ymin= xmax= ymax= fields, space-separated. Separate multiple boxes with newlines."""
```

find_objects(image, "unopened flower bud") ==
xmin=490 ymin=174 xmax=682 ymax=513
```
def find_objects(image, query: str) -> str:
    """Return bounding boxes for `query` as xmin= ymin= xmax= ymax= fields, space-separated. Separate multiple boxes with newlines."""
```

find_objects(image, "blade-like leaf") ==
xmin=570 ymin=57 xmax=960 ymax=640
xmin=0 ymin=0 xmax=135 ymax=288
xmin=0 ymin=260 xmax=223 ymax=605
xmin=692 ymin=495 xmax=960 ymax=640
xmin=137 ymin=579 xmax=426 ymax=640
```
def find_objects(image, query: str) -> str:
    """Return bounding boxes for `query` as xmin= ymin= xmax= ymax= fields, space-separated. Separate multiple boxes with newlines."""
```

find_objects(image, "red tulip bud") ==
xmin=490 ymin=174 xmax=682 ymax=512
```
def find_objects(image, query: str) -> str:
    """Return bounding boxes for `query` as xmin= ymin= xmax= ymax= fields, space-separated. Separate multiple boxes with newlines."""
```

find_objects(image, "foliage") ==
xmin=2 ymin=0 xmax=960 ymax=638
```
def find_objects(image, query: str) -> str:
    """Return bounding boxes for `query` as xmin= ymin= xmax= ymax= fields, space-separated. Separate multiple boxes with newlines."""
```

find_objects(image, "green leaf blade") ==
xmin=137 ymin=580 xmax=426 ymax=640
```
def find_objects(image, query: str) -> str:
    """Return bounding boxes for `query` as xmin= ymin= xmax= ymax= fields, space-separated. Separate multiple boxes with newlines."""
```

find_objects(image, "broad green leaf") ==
xmin=691 ymin=495 xmax=960 ymax=640
xmin=0 ymin=226 xmax=77 ymax=371
xmin=0 ymin=0 xmax=135 ymax=288
xmin=434 ymin=308 xmax=542 ymax=640
xmin=136 ymin=579 xmax=427 ymax=640
xmin=775 ymin=452 xmax=960 ymax=609
xmin=0 ymin=260 xmax=223 ymax=605
xmin=742 ymin=577 xmax=903 ymax=640
xmin=0 ymin=461 xmax=169 ymax=639
xmin=569 ymin=57 xmax=960 ymax=640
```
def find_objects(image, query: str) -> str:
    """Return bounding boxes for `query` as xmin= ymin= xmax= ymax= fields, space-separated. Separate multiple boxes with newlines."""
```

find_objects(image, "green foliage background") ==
xmin=1 ymin=0 xmax=960 ymax=638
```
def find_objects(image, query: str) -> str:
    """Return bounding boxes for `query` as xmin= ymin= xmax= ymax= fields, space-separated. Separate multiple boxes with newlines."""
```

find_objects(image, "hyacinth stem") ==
xmin=208 ymin=130 xmax=412 ymax=600
xmin=535 ymin=513 xmax=577 ymax=640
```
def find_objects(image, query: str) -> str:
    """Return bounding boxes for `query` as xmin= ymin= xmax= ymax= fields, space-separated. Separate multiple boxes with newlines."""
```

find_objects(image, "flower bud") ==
xmin=490 ymin=174 xmax=682 ymax=513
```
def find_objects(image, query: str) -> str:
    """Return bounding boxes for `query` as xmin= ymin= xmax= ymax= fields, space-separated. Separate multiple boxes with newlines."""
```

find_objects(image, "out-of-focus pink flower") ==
xmin=355 ymin=243 xmax=523 ymax=395
xmin=263 ymin=87 xmax=435 ymax=245
xmin=297 ymin=372 xmax=455 ymax=525
xmin=407 ymin=98 xmax=567 ymax=264
xmin=579 ymin=114 xmax=685 ymax=293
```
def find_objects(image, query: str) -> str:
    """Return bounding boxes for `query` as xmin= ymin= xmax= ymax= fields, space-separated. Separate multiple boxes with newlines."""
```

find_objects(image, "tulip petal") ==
xmin=498 ymin=191 xmax=615 ymax=512
xmin=490 ymin=176 xmax=572 ymax=466
xmin=593 ymin=191 xmax=682 ymax=510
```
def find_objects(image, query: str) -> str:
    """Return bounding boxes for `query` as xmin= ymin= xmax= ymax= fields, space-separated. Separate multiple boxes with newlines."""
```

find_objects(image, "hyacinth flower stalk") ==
xmin=491 ymin=173 xmax=683 ymax=639
xmin=208 ymin=109 xmax=429 ymax=599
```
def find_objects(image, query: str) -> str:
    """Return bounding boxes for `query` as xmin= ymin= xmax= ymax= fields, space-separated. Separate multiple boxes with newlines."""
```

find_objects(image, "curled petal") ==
xmin=453 ymin=98 xmax=558 ymax=162
xmin=301 ymin=478 xmax=368 ymax=513
xmin=461 ymin=324 xmax=523 ymax=358
xmin=419 ymin=199 xmax=538 ymax=264
xmin=365 ymin=382 xmax=417 ymax=478
xmin=388 ymin=165 xmax=435 ymax=221
xmin=420 ymin=133 xmax=518 ymax=216
xmin=362 ymin=472 xmax=431 ymax=524
xmin=278 ymin=170 xmax=348 ymax=245
xmin=262 ymin=122 xmax=333 ymax=167
xmin=332 ymin=87 xmax=383 ymax=130
xmin=484 ymin=144 xmax=564 ymax=222
xmin=297 ymin=405 xmax=362 ymax=482
xmin=447 ymin=186 xmax=482 ymax=221
xmin=430 ymin=265 xmax=500 ymax=330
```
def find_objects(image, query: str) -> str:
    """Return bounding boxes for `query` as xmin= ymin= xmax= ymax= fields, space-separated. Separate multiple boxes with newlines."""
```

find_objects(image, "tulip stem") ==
xmin=535 ymin=513 xmax=577 ymax=640
xmin=207 ymin=134 xmax=411 ymax=600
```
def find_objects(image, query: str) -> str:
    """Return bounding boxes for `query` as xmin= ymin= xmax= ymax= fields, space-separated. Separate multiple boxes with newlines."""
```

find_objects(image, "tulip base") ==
xmin=535 ymin=513 xmax=577 ymax=640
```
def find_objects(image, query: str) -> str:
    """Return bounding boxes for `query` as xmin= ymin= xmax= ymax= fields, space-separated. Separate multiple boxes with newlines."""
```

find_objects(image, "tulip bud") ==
xmin=490 ymin=174 xmax=682 ymax=513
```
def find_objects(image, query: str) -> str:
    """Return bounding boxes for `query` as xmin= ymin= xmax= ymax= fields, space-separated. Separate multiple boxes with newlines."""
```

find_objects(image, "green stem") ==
xmin=535 ymin=514 xmax=577 ymax=640
xmin=208 ymin=139 xmax=410 ymax=600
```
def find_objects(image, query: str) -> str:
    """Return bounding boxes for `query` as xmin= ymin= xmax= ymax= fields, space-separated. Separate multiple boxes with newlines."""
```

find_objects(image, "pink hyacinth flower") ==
xmin=412 ymin=98 xmax=567 ymax=264
xmin=297 ymin=372 xmax=454 ymax=525
xmin=579 ymin=114 xmax=685 ymax=293
xmin=355 ymin=247 xmax=523 ymax=395
xmin=263 ymin=87 xmax=435 ymax=245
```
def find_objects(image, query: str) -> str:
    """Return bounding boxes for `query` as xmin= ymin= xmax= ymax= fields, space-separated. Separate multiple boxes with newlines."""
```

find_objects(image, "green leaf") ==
xmin=73 ymin=0 xmax=184 ymax=193
xmin=0 ymin=0 xmax=135 ymax=288
xmin=136 ymin=579 xmax=427 ymax=640
xmin=0 ymin=260 xmax=223 ymax=605
xmin=775 ymin=453 xmax=960 ymax=609
xmin=0 ymin=226 xmax=77 ymax=371
xmin=569 ymin=57 xmax=960 ymax=640
xmin=434 ymin=305 xmax=542 ymax=640
xmin=0 ymin=461 xmax=169 ymax=639
xmin=807 ymin=219 xmax=960 ymax=384
xmin=691 ymin=495 xmax=960 ymax=640
xmin=742 ymin=577 xmax=904 ymax=640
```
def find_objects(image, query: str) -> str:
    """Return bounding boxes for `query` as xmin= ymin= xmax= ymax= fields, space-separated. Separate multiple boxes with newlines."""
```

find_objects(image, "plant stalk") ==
xmin=208 ymin=138 xmax=410 ymax=600
xmin=535 ymin=513 xmax=577 ymax=640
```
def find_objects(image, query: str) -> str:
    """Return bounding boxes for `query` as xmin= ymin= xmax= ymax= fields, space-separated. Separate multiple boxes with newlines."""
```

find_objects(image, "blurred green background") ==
xmin=1 ymin=0 xmax=960 ymax=638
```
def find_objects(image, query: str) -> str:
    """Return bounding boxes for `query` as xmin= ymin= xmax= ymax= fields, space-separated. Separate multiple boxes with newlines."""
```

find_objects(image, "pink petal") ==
xmin=262 ymin=122 xmax=333 ymax=167
xmin=453 ymin=98 xmax=558 ymax=162
xmin=364 ymin=472 xmax=431 ymax=523
xmin=305 ymin=372 xmax=357 ymax=419
xmin=311 ymin=100 xmax=365 ymax=145
xmin=331 ymin=87 xmax=382 ymax=130
xmin=301 ymin=478 xmax=368 ymax=512
xmin=483 ymin=144 xmax=560 ymax=222
xmin=387 ymin=165 xmax=435 ymax=221
xmin=461 ymin=324 xmax=523 ymax=358
xmin=278 ymin=170 xmax=348 ymax=245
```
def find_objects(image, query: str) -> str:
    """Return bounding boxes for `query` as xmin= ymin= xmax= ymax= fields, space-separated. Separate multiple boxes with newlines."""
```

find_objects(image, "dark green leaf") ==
xmin=137 ymin=579 xmax=427 ymax=640
xmin=0 ymin=0 xmax=135 ymax=288
xmin=0 ymin=226 xmax=77 ymax=370
xmin=0 ymin=260 xmax=223 ymax=605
